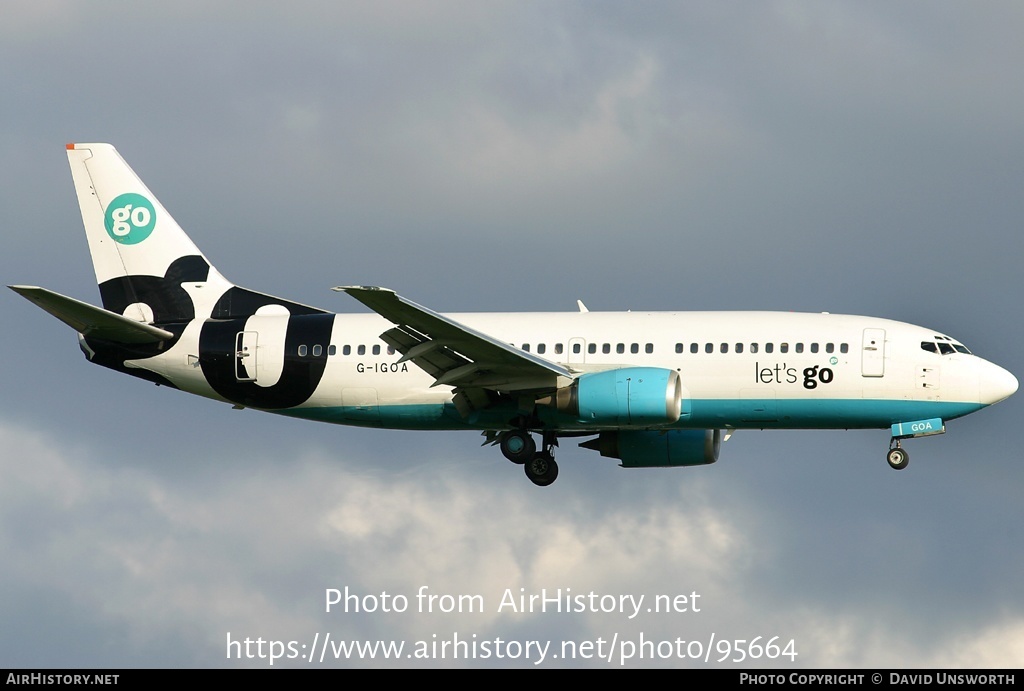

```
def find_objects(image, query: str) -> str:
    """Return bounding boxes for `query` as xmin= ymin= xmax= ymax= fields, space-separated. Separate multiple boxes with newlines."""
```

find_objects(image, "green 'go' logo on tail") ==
xmin=104 ymin=193 xmax=156 ymax=244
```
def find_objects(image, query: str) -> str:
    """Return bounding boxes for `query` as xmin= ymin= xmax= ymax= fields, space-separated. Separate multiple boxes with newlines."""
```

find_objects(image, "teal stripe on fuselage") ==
xmin=687 ymin=398 xmax=983 ymax=429
xmin=275 ymin=398 xmax=986 ymax=431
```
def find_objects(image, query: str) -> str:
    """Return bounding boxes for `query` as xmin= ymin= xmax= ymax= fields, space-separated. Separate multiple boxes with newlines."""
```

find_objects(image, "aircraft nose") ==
xmin=978 ymin=360 xmax=1018 ymax=405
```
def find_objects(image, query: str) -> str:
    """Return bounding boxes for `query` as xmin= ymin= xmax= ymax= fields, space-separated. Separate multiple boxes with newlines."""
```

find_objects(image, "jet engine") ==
xmin=580 ymin=429 xmax=721 ymax=467
xmin=538 ymin=367 xmax=682 ymax=426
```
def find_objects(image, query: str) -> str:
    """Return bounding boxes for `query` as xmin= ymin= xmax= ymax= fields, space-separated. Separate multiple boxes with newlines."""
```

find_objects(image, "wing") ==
xmin=333 ymin=286 xmax=573 ymax=408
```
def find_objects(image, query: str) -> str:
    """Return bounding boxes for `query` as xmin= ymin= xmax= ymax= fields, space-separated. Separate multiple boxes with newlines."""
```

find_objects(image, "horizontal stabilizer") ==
xmin=9 ymin=285 xmax=174 ymax=344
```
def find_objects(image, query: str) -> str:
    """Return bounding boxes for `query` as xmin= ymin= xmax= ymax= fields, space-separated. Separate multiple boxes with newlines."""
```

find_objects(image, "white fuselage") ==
xmin=124 ymin=308 xmax=1015 ymax=433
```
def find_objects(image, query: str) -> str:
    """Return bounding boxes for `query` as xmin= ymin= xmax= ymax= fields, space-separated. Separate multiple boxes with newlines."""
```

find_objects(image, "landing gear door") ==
xmin=235 ymin=331 xmax=258 ymax=382
xmin=862 ymin=328 xmax=885 ymax=377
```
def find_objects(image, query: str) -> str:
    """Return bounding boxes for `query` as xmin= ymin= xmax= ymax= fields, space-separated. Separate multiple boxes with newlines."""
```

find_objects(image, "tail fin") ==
xmin=66 ymin=143 xmax=231 ymax=323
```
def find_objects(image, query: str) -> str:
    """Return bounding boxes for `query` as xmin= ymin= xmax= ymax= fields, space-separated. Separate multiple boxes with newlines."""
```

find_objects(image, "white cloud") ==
xmin=8 ymin=418 xmax=1022 ymax=667
xmin=0 ymin=421 xmax=746 ymax=665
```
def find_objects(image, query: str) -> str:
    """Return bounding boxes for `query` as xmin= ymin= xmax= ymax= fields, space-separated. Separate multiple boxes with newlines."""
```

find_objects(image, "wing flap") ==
xmin=380 ymin=326 xmax=471 ymax=382
xmin=10 ymin=285 xmax=174 ymax=344
xmin=333 ymin=286 xmax=572 ymax=392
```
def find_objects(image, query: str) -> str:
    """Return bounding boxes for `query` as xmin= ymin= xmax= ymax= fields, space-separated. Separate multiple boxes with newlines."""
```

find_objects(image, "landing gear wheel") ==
xmin=887 ymin=447 xmax=909 ymax=470
xmin=500 ymin=430 xmax=535 ymax=465
xmin=524 ymin=453 xmax=559 ymax=487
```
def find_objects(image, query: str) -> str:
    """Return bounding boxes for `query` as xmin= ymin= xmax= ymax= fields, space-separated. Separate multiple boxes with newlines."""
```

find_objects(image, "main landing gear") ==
xmin=886 ymin=439 xmax=909 ymax=470
xmin=499 ymin=429 xmax=534 ymax=464
xmin=498 ymin=430 xmax=559 ymax=486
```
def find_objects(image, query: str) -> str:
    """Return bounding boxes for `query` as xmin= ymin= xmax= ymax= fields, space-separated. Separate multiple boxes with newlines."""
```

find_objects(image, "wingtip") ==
xmin=332 ymin=285 xmax=395 ymax=294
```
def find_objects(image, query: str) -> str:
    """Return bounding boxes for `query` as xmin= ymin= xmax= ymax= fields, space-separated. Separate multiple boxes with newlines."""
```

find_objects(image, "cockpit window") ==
xmin=923 ymin=338 xmax=972 ymax=356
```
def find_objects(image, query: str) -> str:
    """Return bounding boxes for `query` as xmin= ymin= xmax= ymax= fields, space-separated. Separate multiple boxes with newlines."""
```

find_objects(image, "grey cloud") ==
xmin=2 ymin=0 xmax=1023 ymax=668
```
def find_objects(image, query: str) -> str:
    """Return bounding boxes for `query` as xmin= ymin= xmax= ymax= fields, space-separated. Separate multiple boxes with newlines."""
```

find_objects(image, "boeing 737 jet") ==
xmin=10 ymin=144 xmax=1018 ymax=485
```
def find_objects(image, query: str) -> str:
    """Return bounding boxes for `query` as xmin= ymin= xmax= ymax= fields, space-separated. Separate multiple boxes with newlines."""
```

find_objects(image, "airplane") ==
xmin=9 ymin=143 xmax=1018 ymax=486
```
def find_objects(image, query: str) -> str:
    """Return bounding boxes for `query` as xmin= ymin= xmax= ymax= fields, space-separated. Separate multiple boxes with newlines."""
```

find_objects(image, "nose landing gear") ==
xmin=886 ymin=441 xmax=909 ymax=470
xmin=886 ymin=418 xmax=945 ymax=470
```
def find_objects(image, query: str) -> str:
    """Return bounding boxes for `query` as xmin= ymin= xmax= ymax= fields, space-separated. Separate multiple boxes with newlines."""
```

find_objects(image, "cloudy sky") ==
xmin=1 ymin=1 xmax=1022 ymax=668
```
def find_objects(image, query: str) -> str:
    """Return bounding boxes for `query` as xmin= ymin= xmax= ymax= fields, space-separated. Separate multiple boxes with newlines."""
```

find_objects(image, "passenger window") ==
xmin=588 ymin=344 xmax=597 ymax=354
xmin=795 ymin=343 xmax=804 ymax=353
xmin=343 ymin=345 xmax=351 ymax=356
xmin=735 ymin=343 xmax=743 ymax=353
xmin=522 ymin=344 xmax=530 ymax=352
xmin=555 ymin=343 xmax=564 ymax=355
xmin=328 ymin=345 xmax=337 ymax=356
xmin=675 ymin=343 xmax=684 ymax=354
xmin=602 ymin=344 xmax=611 ymax=354
xmin=387 ymin=346 xmax=395 ymax=355
xmin=630 ymin=343 xmax=639 ymax=354
xmin=705 ymin=343 xmax=713 ymax=354
xmin=358 ymin=345 xmax=366 ymax=355
xmin=826 ymin=343 xmax=834 ymax=354
xmin=538 ymin=344 xmax=547 ymax=354
xmin=840 ymin=343 xmax=849 ymax=353
xmin=645 ymin=343 xmax=653 ymax=354
xmin=690 ymin=343 xmax=698 ymax=354
xmin=765 ymin=343 xmax=774 ymax=354
xmin=372 ymin=345 xmax=380 ymax=355
xmin=616 ymin=344 xmax=625 ymax=354
xmin=810 ymin=343 xmax=819 ymax=353
xmin=313 ymin=344 xmax=323 ymax=357
xmin=780 ymin=343 xmax=789 ymax=353
xmin=750 ymin=343 xmax=759 ymax=353
xmin=298 ymin=345 xmax=308 ymax=357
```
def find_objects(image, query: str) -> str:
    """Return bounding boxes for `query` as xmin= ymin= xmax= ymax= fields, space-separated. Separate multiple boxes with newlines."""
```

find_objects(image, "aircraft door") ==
xmin=234 ymin=315 xmax=287 ymax=386
xmin=861 ymin=328 xmax=885 ymax=377
xmin=235 ymin=331 xmax=257 ymax=382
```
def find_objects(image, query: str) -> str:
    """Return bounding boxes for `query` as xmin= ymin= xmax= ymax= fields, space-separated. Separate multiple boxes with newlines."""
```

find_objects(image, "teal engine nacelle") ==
xmin=580 ymin=429 xmax=721 ymax=468
xmin=539 ymin=367 xmax=683 ymax=426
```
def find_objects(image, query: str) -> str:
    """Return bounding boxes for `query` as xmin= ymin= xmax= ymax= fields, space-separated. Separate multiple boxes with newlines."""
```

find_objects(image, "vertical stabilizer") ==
xmin=66 ymin=143 xmax=231 ymax=323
